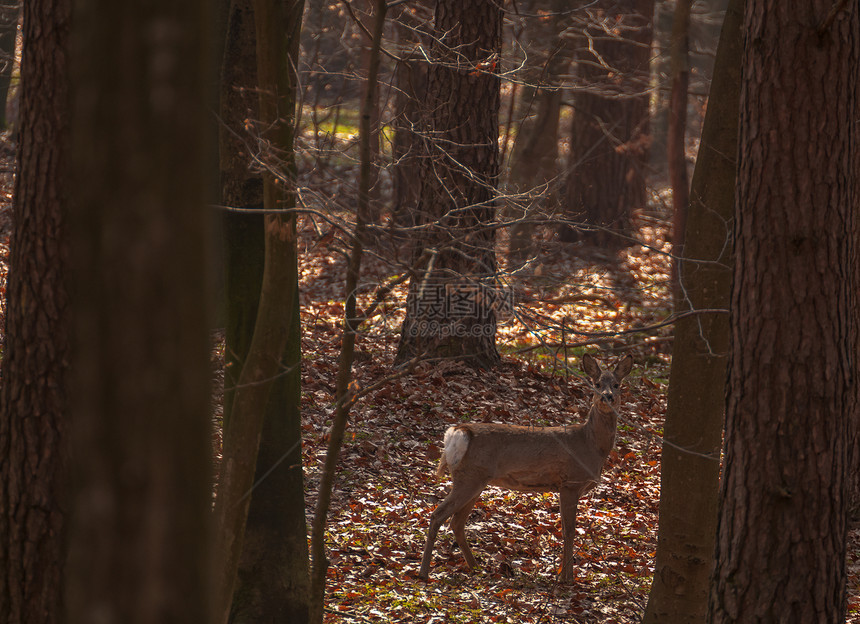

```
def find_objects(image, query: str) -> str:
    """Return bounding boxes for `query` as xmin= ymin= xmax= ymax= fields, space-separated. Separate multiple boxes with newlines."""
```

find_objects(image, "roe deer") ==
xmin=418 ymin=353 xmax=634 ymax=581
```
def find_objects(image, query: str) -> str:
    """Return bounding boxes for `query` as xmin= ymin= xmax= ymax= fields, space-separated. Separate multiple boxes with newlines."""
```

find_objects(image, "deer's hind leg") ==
xmin=449 ymin=495 xmax=480 ymax=570
xmin=419 ymin=480 xmax=487 ymax=579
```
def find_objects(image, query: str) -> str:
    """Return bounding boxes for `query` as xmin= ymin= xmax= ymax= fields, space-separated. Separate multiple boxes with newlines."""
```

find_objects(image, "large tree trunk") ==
xmin=394 ymin=0 xmax=503 ymax=369
xmin=708 ymin=2 xmax=858 ymax=621
xmin=0 ymin=0 xmax=70 ymax=621
xmin=219 ymin=1 xmax=309 ymax=622
xmin=642 ymin=1 xmax=742 ymax=621
xmin=561 ymin=0 xmax=654 ymax=248
xmin=853 ymin=20 xmax=860 ymax=525
xmin=390 ymin=56 xmax=427 ymax=236
xmin=64 ymin=2 xmax=212 ymax=623
xmin=389 ymin=0 xmax=431 ymax=239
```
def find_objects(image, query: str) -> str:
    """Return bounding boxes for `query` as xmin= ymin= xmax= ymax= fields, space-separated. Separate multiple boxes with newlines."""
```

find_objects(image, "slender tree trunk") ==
xmin=507 ymin=88 xmax=563 ymax=267
xmin=0 ymin=2 xmax=19 ymax=129
xmin=358 ymin=0 xmax=382 ymax=227
xmin=218 ymin=1 xmax=310 ymax=621
xmin=708 ymin=2 xmax=858 ymax=621
xmin=230 ymin=287 xmax=307 ymax=624
xmin=649 ymin=2 xmax=672 ymax=176
xmin=507 ymin=0 xmax=574 ymax=268
xmin=561 ymin=0 xmax=654 ymax=248
xmin=210 ymin=1 xmax=306 ymax=623
xmin=64 ymin=2 xmax=212 ymax=623
xmin=0 ymin=0 xmax=70 ymax=621
xmin=668 ymin=0 xmax=691 ymax=300
xmin=394 ymin=0 xmax=503 ymax=369
xmin=309 ymin=4 xmax=386 ymax=622
xmin=220 ymin=0 xmax=264 ymax=224
xmin=220 ymin=0 xmax=265 ymax=419
xmin=221 ymin=0 xmax=264 ymax=410
xmin=642 ymin=1 xmax=742 ymax=621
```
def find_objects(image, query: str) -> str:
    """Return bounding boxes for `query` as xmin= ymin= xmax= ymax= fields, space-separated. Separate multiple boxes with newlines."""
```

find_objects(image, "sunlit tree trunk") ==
xmin=389 ymin=0 xmax=432 ymax=239
xmin=357 ymin=0 xmax=382 ymax=227
xmin=394 ymin=0 xmax=503 ymax=369
xmin=708 ymin=2 xmax=858 ymax=621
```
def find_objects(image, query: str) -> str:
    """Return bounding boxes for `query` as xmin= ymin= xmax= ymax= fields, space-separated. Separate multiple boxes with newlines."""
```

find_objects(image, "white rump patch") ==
xmin=442 ymin=427 xmax=470 ymax=470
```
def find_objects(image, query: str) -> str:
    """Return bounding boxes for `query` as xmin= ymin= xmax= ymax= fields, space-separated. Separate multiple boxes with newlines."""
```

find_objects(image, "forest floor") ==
xmin=0 ymin=130 xmax=855 ymax=621
xmin=287 ymin=209 xmax=674 ymax=623
xmin=216 ymin=175 xmax=860 ymax=620
xmin=214 ymin=184 xmax=860 ymax=620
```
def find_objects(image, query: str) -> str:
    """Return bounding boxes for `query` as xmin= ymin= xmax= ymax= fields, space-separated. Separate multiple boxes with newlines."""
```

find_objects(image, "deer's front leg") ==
xmin=559 ymin=486 xmax=581 ymax=582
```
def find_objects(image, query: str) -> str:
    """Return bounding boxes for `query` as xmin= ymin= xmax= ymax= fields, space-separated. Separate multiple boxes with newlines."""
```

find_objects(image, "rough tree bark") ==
xmin=708 ymin=1 xmax=858 ymax=621
xmin=394 ymin=0 xmax=503 ymax=369
xmin=561 ymin=0 xmax=654 ymax=248
xmin=853 ymin=5 xmax=860 ymax=524
xmin=0 ymin=0 xmax=70 ymax=621
xmin=389 ymin=1 xmax=431 ymax=237
xmin=642 ymin=1 xmax=742 ymax=621
xmin=64 ymin=1 xmax=212 ymax=623
xmin=390 ymin=52 xmax=426 ymax=235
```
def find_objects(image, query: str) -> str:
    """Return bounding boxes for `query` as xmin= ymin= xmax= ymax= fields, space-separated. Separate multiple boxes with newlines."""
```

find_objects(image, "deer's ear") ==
xmin=581 ymin=353 xmax=601 ymax=380
xmin=614 ymin=354 xmax=633 ymax=381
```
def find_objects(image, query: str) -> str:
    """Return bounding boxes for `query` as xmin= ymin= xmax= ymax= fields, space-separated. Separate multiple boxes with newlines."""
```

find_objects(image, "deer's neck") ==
xmin=584 ymin=404 xmax=617 ymax=459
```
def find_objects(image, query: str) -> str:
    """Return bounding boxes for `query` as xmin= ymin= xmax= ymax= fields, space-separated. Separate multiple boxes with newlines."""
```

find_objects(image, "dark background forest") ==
xmin=0 ymin=1 xmax=859 ymax=623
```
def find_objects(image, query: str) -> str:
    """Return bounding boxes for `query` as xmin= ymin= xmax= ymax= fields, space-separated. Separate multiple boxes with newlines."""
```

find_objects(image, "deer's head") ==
xmin=581 ymin=353 xmax=633 ymax=413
